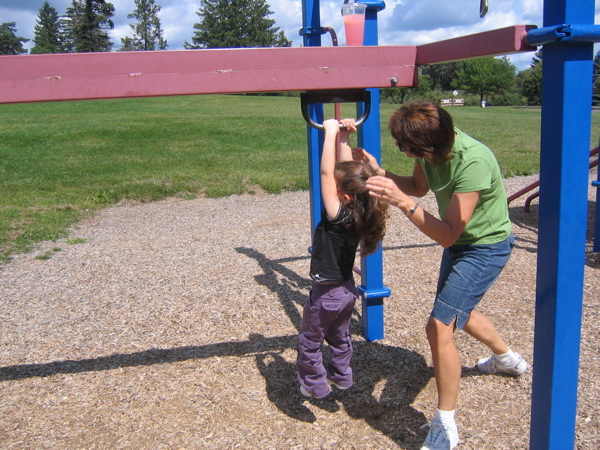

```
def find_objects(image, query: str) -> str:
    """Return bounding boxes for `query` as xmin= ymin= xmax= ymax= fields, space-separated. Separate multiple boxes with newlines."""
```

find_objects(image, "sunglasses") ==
xmin=396 ymin=142 xmax=433 ymax=154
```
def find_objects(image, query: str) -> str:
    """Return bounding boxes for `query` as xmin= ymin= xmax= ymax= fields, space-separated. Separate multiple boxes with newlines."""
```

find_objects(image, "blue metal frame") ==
xmin=302 ymin=0 xmax=325 ymax=236
xmin=595 ymin=177 xmax=600 ymax=252
xmin=302 ymin=0 xmax=390 ymax=341
xmin=302 ymin=0 xmax=597 ymax=442
xmin=529 ymin=0 xmax=595 ymax=448
xmin=355 ymin=1 xmax=390 ymax=341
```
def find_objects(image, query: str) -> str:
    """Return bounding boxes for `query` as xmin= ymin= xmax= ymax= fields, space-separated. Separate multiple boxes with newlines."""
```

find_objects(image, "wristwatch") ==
xmin=407 ymin=202 xmax=419 ymax=216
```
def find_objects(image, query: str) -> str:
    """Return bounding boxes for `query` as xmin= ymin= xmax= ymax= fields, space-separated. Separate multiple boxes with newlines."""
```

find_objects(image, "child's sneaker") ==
xmin=420 ymin=419 xmax=459 ymax=450
xmin=477 ymin=352 xmax=528 ymax=376
xmin=299 ymin=385 xmax=313 ymax=398
xmin=299 ymin=384 xmax=331 ymax=399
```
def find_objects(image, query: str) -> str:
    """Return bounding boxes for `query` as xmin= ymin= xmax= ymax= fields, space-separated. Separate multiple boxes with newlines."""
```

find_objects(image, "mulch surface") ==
xmin=0 ymin=172 xmax=598 ymax=449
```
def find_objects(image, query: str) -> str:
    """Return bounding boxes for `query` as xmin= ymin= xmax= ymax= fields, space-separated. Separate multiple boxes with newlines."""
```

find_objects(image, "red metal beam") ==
xmin=0 ymin=25 xmax=537 ymax=104
xmin=0 ymin=46 xmax=417 ymax=104
xmin=416 ymin=25 xmax=537 ymax=66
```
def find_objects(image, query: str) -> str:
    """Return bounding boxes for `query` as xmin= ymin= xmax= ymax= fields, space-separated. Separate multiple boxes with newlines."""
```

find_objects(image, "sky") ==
xmin=1 ymin=0 xmax=599 ymax=72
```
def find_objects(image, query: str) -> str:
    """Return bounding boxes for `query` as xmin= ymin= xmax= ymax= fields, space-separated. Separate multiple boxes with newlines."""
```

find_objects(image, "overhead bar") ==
xmin=0 ymin=25 xmax=536 ymax=104
xmin=0 ymin=46 xmax=416 ymax=104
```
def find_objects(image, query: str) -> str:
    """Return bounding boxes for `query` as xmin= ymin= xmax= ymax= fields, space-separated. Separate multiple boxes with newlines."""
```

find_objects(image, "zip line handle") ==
xmin=300 ymin=89 xmax=371 ymax=130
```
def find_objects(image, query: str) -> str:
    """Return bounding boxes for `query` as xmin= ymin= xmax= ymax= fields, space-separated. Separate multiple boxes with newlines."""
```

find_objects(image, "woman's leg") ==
xmin=462 ymin=309 xmax=509 ymax=355
xmin=426 ymin=316 xmax=461 ymax=411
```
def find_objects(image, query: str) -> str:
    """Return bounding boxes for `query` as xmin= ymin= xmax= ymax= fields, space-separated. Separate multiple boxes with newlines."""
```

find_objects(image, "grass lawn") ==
xmin=1 ymin=95 xmax=599 ymax=262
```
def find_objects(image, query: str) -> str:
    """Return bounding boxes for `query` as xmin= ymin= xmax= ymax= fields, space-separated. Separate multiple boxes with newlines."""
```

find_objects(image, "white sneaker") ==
xmin=300 ymin=384 xmax=331 ymax=399
xmin=477 ymin=352 xmax=528 ymax=376
xmin=421 ymin=419 xmax=459 ymax=450
xmin=299 ymin=385 xmax=313 ymax=398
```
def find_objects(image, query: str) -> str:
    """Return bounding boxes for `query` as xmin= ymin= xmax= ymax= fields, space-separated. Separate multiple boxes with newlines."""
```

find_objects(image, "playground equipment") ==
xmin=0 ymin=0 xmax=598 ymax=447
xmin=507 ymin=147 xmax=599 ymax=213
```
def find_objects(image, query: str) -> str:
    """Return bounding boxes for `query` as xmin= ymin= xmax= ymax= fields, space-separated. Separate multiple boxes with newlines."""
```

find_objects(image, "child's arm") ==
xmin=321 ymin=119 xmax=343 ymax=219
xmin=338 ymin=118 xmax=357 ymax=162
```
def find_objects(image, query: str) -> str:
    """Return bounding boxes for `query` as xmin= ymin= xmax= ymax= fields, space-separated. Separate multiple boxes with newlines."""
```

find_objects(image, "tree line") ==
xmin=0 ymin=0 xmax=290 ymax=54
xmin=381 ymin=49 xmax=600 ymax=107
xmin=2 ymin=2 xmax=599 ymax=107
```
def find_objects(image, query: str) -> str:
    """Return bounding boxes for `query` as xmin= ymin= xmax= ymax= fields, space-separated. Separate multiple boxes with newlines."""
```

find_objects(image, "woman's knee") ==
xmin=425 ymin=316 xmax=455 ymax=345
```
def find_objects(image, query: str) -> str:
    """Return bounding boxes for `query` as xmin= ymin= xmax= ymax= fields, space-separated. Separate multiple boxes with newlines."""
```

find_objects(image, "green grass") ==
xmin=1 ymin=96 xmax=599 ymax=262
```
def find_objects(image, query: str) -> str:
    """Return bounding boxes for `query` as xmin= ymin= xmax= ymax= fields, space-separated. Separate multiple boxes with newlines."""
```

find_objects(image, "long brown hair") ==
xmin=335 ymin=161 xmax=389 ymax=256
xmin=388 ymin=101 xmax=455 ymax=166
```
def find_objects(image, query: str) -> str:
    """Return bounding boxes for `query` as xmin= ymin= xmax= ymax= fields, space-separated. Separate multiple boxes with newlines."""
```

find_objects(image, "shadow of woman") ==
xmin=254 ymin=338 xmax=431 ymax=449
xmin=339 ymin=341 xmax=431 ymax=449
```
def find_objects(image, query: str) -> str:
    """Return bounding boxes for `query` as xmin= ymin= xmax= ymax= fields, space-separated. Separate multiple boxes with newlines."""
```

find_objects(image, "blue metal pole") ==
xmin=356 ymin=1 xmax=390 ymax=341
xmin=301 ymin=0 xmax=325 ymax=236
xmin=530 ymin=0 xmax=595 ymax=447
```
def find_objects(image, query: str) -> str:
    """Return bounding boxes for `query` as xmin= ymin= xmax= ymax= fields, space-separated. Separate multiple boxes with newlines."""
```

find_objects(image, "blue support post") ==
xmin=301 ymin=0 xmax=325 ymax=236
xmin=301 ymin=0 xmax=389 ymax=341
xmin=529 ymin=0 xmax=595 ymax=448
xmin=595 ymin=176 xmax=600 ymax=252
xmin=355 ymin=1 xmax=389 ymax=341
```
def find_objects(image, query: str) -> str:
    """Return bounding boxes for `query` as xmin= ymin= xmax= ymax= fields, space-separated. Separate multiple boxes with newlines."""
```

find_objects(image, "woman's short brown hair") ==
xmin=388 ymin=101 xmax=455 ymax=166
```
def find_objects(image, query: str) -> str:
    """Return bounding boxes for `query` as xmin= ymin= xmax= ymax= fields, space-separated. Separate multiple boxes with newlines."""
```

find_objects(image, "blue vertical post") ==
xmin=595 ymin=174 xmax=600 ymax=251
xmin=529 ymin=0 xmax=595 ymax=448
xmin=301 ymin=0 xmax=389 ymax=341
xmin=594 ymin=139 xmax=600 ymax=250
xmin=356 ymin=0 xmax=389 ymax=341
xmin=301 ymin=0 xmax=325 ymax=235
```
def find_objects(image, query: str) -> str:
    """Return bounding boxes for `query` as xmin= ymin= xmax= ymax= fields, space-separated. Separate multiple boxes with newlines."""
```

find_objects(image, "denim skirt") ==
xmin=432 ymin=233 xmax=515 ymax=329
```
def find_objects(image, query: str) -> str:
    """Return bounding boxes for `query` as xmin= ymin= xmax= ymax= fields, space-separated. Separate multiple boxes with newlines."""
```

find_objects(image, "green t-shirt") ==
xmin=418 ymin=129 xmax=512 ymax=245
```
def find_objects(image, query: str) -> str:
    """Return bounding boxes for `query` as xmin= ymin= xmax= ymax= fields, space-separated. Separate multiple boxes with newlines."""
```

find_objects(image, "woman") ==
xmin=355 ymin=101 xmax=527 ymax=450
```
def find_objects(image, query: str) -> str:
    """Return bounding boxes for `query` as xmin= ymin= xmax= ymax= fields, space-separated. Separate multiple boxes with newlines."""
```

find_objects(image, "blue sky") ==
xmin=1 ymin=0 xmax=598 ymax=72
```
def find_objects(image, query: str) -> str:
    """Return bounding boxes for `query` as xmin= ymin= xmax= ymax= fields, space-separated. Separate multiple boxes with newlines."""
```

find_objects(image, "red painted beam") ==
xmin=416 ymin=25 xmax=538 ymax=66
xmin=0 ymin=46 xmax=417 ymax=104
xmin=0 ymin=25 xmax=537 ymax=104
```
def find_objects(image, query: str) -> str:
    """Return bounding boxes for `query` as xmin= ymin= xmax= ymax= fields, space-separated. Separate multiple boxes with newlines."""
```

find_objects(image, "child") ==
xmin=296 ymin=118 xmax=388 ymax=399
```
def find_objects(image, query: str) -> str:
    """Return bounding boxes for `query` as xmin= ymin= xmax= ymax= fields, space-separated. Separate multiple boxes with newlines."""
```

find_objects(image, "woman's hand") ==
xmin=366 ymin=175 xmax=414 ymax=212
xmin=352 ymin=147 xmax=383 ymax=176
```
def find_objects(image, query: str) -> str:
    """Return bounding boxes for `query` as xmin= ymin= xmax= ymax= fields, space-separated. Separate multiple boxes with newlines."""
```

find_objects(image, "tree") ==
xmin=0 ymin=22 xmax=29 ymax=55
xmin=119 ymin=0 xmax=167 ymax=51
xmin=64 ymin=0 xmax=115 ymax=52
xmin=521 ymin=49 xmax=543 ymax=106
xmin=185 ymin=0 xmax=291 ymax=49
xmin=522 ymin=64 xmax=543 ymax=106
xmin=593 ymin=51 xmax=600 ymax=106
xmin=453 ymin=56 xmax=516 ymax=104
xmin=531 ymin=48 xmax=543 ymax=67
xmin=31 ymin=2 xmax=63 ymax=54
xmin=421 ymin=62 xmax=465 ymax=91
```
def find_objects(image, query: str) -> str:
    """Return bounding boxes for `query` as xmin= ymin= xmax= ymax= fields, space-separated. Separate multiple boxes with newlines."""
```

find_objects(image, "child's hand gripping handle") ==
xmin=300 ymin=90 xmax=371 ymax=130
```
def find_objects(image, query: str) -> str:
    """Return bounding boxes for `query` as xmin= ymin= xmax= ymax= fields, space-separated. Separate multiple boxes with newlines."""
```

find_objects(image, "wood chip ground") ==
xmin=1 ymin=171 xmax=598 ymax=449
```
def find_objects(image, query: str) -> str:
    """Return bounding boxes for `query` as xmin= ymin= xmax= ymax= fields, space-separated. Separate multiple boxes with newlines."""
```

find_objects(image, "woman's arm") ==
xmin=404 ymin=191 xmax=480 ymax=248
xmin=365 ymin=160 xmax=480 ymax=247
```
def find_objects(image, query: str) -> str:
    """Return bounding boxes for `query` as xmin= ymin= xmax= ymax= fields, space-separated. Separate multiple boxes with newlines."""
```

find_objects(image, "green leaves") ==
xmin=185 ymin=0 xmax=291 ymax=49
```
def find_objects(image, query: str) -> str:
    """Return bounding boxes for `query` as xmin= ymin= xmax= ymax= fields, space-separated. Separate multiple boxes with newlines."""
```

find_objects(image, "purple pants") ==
xmin=296 ymin=278 xmax=357 ymax=398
